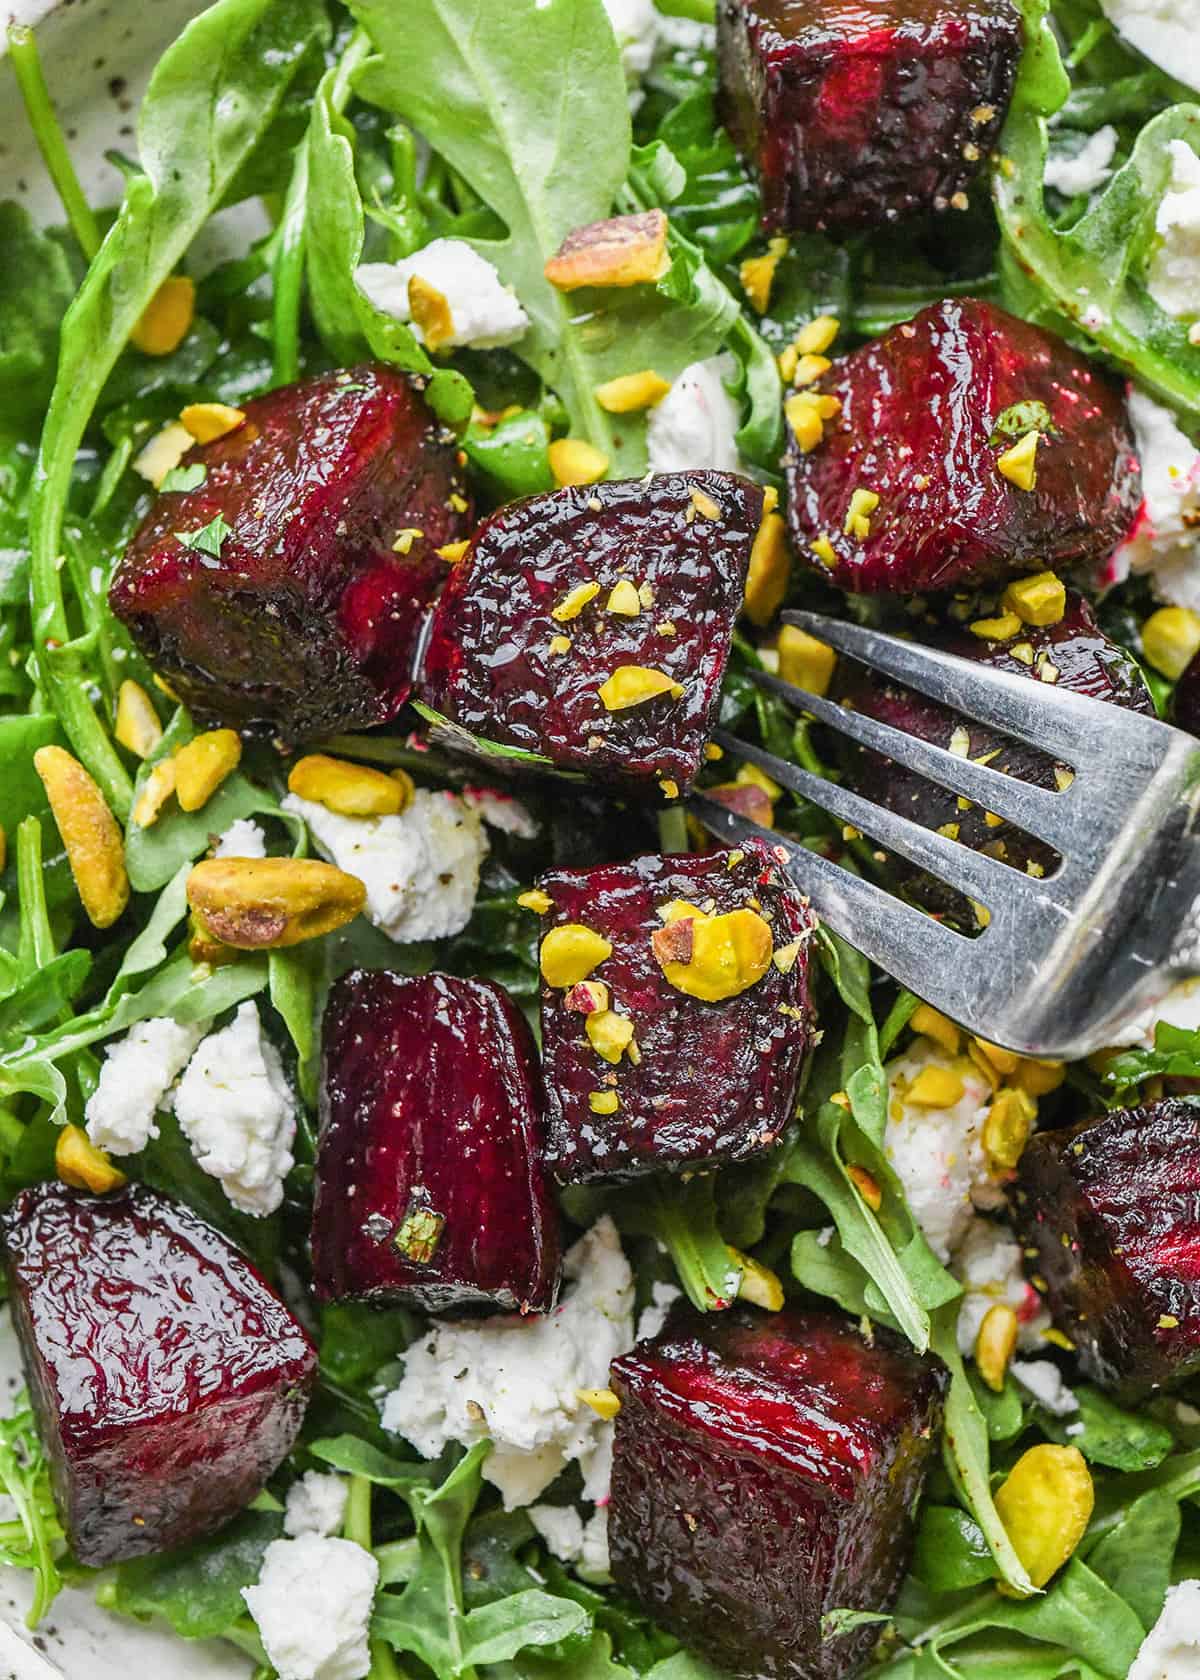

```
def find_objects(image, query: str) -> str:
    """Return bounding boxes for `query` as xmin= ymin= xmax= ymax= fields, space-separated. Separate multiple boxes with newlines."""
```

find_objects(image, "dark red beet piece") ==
xmin=1173 ymin=648 xmax=1200 ymax=737
xmin=418 ymin=472 xmax=764 ymax=795
xmin=312 ymin=970 xmax=562 ymax=1314
xmin=609 ymin=1302 xmax=948 ymax=1680
xmin=1 ymin=1181 xmax=316 ymax=1567
xmin=536 ymin=841 xmax=815 ymax=1184
xmin=831 ymin=592 xmax=1152 ymax=919
xmin=1013 ymin=1099 xmax=1200 ymax=1400
xmin=110 ymin=365 xmax=470 ymax=739
xmin=717 ymin=0 xmax=1022 ymax=234
xmin=786 ymin=300 xmax=1140 ymax=593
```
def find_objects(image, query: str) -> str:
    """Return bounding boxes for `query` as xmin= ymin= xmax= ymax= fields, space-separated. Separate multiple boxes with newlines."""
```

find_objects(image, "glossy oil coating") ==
xmin=313 ymin=970 xmax=562 ymax=1314
xmin=609 ymin=1302 xmax=949 ymax=1679
xmin=718 ymin=0 xmax=1021 ymax=233
xmin=1014 ymin=1098 xmax=1200 ymax=1400
xmin=418 ymin=472 xmax=764 ymax=793
xmin=536 ymin=842 xmax=815 ymax=1185
xmin=832 ymin=593 xmax=1153 ymax=919
xmin=110 ymin=365 xmax=470 ymax=739
xmin=1 ymin=1181 xmax=316 ymax=1567
xmin=786 ymin=300 xmax=1141 ymax=592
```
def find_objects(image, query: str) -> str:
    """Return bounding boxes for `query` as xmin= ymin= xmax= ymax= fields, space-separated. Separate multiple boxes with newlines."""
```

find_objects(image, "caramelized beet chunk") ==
xmin=537 ymin=842 xmax=815 ymax=1182
xmin=717 ymin=0 xmax=1022 ymax=234
xmin=831 ymin=593 xmax=1152 ymax=919
xmin=1013 ymin=1099 xmax=1200 ymax=1400
xmin=110 ymin=366 xmax=470 ymax=739
xmin=1 ymin=1182 xmax=315 ymax=1567
xmin=786 ymin=300 xmax=1140 ymax=593
xmin=1173 ymin=648 xmax=1200 ymax=736
xmin=312 ymin=970 xmax=561 ymax=1313
xmin=609 ymin=1303 xmax=948 ymax=1679
xmin=418 ymin=472 xmax=764 ymax=794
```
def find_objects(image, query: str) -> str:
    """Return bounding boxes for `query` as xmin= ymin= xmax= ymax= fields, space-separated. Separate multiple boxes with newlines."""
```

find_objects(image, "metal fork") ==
xmin=691 ymin=610 xmax=1200 ymax=1060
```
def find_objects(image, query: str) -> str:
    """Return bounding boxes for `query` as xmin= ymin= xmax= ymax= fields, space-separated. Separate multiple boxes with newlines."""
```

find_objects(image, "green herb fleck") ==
xmin=989 ymin=400 xmax=1056 ymax=445
xmin=159 ymin=463 xmax=207 ymax=494
xmin=174 ymin=513 xmax=232 ymax=559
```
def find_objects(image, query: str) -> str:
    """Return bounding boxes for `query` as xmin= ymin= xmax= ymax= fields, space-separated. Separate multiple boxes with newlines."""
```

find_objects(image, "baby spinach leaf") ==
xmin=102 ymin=1507 xmax=282 ymax=1642
xmin=458 ymin=1590 xmax=589 ymax=1666
xmin=913 ymin=1506 xmax=998 ymax=1594
xmin=463 ymin=411 xmax=556 ymax=500
xmin=1086 ymin=1488 xmax=1179 ymax=1630
xmin=1040 ymin=1385 xmax=1173 ymax=1471
xmin=1100 ymin=1021 xmax=1200 ymax=1097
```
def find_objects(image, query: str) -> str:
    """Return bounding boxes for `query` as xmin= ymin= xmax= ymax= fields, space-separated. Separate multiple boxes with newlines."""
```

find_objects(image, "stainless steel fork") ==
xmin=690 ymin=610 xmax=1200 ymax=1060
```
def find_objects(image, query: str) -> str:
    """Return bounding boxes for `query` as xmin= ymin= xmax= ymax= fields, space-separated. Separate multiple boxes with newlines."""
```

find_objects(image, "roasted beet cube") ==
xmin=312 ymin=970 xmax=561 ymax=1314
xmin=831 ymin=592 xmax=1152 ymax=920
xmin=786 ymin=300 xmax=1141 ymax=594
xmin=609 ymin=1303 xmax=948 ymax=1680
xmin=1 ymin=1182 xmax=315 ymax=1567
xmin=418 ymin=472 xmax=764 ymax=795
xmin=1013 ymin=1099 xmax=1200 ymax=1400
xmin=717 ymin=0 xmax=1022 ymax=234
xmin=536 ymin=841 xmax=815 ymax=1184
xmin=1173 ymin=648 xmax=1200 ymax=737
xmin=110 ymin=365 xmax=470 ymax=739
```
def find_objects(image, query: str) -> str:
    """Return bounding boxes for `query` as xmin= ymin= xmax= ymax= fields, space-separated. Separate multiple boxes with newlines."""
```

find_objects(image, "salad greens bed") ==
xmin=1 ymin=0 xmax=1200 ymax=1676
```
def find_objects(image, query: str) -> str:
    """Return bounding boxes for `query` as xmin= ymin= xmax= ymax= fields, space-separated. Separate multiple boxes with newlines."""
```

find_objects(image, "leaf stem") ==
xmin=343 ymin=1476 xmax=401 ymax=1680
xmin=6 ymin=25 xmax=101 ymax=260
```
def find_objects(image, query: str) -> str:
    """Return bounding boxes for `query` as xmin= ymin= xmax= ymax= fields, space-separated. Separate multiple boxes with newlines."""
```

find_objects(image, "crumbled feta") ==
xmin=953 ymin=1218 xmax=1051 ymax=1356
xmin=1010 ymin=1359 xmax=1079 ymax=1417
xmin=1129 ymin=1580 xmax=1200 ymax=1679
xmin=1044 ymin=125 xmax=1118 ymax=197
xmin=656 ymin=14 xmax=716 ymax=56
xmin=1104 ymin=975 xmax=1200 ymax=1048
xmin=355 ymin=239 xmax=529 ymax=350
xmin=636 ymin=1281 xmax=682 ymax=1342
xmin=1099 ymin=0 xmax=1200 ymax=97
xmin=646 ymin=355 xmax=742 ymax=475
xmin=883 ymin=1042 xmax=1002 ymax=1264
xmin=214 ymin=818 xmax=267 ymax=859
xmin=243 ymin=1535 xmax=378 ymax=1680
xmin=603 ymin=0 xmax=659 ymax=83
xmin=85 ymin=1017 xmax=208 ymax=1156
xmin=1111 ymin=391 xmax=1200 ymax=605
xmin=379 ymin=1217 xmax=635 ymax=1509
xmin=282 ymin=787 xmax=487 ymax=944
xmin=285 ymin=1471 xmax=349 ymax=1539
xmin=1148 ymin=140 xmax=1200 ymax=320
xmin=172 ymin=1003 xmax=296 ymax=1217
xmin=461 ymin=787 xmax=539 ymax=839
xmin=529 ymin=1503 xmax=611 ymax=1584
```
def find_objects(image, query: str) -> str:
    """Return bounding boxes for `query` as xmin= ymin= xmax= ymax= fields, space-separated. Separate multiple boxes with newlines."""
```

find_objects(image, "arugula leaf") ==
xmin=463 ymin=410 xmax=556 ymax=499
xmin=101 ymin=1507 xmax=280 ymax=1646
xmin=1039 ymin=1385 xmax=1174 ymax=1471
xmin=174 ymin=512 xmax=232 ymax=558
xmin=618 ymin=1176 xmax=744 ymax=1313
xmin=1100 ymin=1021 xmax=1200 ymax=1097
xmin=0 ymin=203 xmax=76 ymax=429
xmin=0 ymin=1395 xmax=63 ymax=1625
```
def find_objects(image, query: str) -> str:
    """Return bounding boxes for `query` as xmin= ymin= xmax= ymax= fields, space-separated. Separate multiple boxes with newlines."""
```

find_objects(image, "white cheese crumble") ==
xmin=1104 ymin=975 xmax=1200 ymax=1048
xmin=214 ymin=818 xmax=268 ymax=859
xmin=1148 ymin=140 xmax=1200 ymax=321
xmin=1044 ymin=125 xmax=1118 ymax=197
xmin=1099 ymin=0 xmax=1200 ymax=96
xmin=172 ymin=1002 xmax=296 ymax=1217
xmin=85 ymin=1017 xmax=208 ymax=1156
xmin=379 ymin=1217 xmax=635 ymax=1510
xmin=529 ymin=1503 xmax=611 ymax=1584
xmin=285 ymin=1472 xmax=349 ymax=1540
xmin=355 ymin=239 xmax=529 ymax=350
xmin=1111 ymin=390 xmax=1200 ymax=605
xmin=1010 ymin=1359 xmax=1079 ymax=1417
xmin=882 ymin=1041 xmax=1003 ymax=1264
xmin=283 ymin=787 xmax=486 ymax=944
xmin=243 ymin=1535 xmax=378 ymax=1680
xmin=603 ymin=0 xmax=659 ymax=83
xmin=461 ymin=787 xmax=539 ymax=839
xmin=646 ymin=355 xmax=743 ymax=475
xmin=952 ymin=1218 xmax=1051 ymax=1356
xmin=1129 ymin=1580 xmax=1200 ymax=1679
xmin=635 ymin=1280 xmax=683 ymax=1342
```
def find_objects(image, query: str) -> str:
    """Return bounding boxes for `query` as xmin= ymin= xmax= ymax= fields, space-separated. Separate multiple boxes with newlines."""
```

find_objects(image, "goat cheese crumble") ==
xmin=355 ymin=239 xmax=529 ymax=350
xmin=379 ymin=1217 xmax=635 ymax=1509
xmin=461 ymin=787 xmax=539 ymax=839
xmin=1044 ymin=125 xmax=1118 ymax=196
xmin=1147 ymin=140 xmax=1200 ymax=321
xmin=646 ymin=355 xmax=743 ymax=474
xmin=602 ymin=0 xmax=659 ymax=83
xmin=1111 ymin=390 xmax=1200 ymax=605
xmin=283 ymin=787 xmax=487 ymax=943
xmin=285 ymin=1472 xmax=349 ymax=1540
xmin=1105 ymin=975 xmax=1200 ymax=1048
xmin=243 ymin=1535 xmax=378 ymax=1680
xmin=214 ymin=817 xmax=267 ymax=859
xmin=85 ymin=1017 xmax=207 ymax=1156
xmin=1099 ymin=0 xmax=1200 ymax=95
xmin=953 ymin=1219 xmax=1051 ymax=1356
xmin=1128 ymin=1579 xmax=1200 ymax=1679
xmin=172 ymin=1002 xmax=296 ymax=1217
xmin=1010 ymin=1359 xmax=1079 ymax=1417
xmin=529 ymin=1504 xmax=612 ymax=1584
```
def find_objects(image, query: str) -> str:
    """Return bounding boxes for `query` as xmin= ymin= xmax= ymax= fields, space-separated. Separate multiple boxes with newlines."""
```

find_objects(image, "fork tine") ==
xmin=711 ymin=737 xmax=1047 ymax=908
xmin=688 ymin=794 xmax=970 ymax=985
xmin=740 ymin=669 xmax=1072 ymax=846
xmin=785 ymin=610 xmax=1149 ymax=765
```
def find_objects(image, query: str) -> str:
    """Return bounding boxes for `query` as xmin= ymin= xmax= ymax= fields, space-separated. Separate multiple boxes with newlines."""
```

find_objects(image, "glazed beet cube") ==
xmin=717 ymin=0 xmax=1022 ymax=235
xmin=1013 ymin=1099 xmax=1200 ymax=1400
xmin=1173 ymin=649 xmax=1200 ymax=737
xmin=831 ymin=592 xmax=1152 ymax=919
xmin=1 ymin=1182 xmax=315 ymax=1567
xmin=609 ymin=1303 xmax=948 ymax=1680
xmin=537 ymin=841 xmax=815 ymax=1184
xmin=786 ymin=300 xmax=1140 ymax=594
xmin=418 ymin=472 xmax=764 ymax=795
xmin=312 ymin=970 xmax=561 ymax=1314
xmin=110 ymin=365 xmax=470 ymax=739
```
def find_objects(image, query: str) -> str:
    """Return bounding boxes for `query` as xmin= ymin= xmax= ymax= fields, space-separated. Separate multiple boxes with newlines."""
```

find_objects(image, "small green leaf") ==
xmin=159 ymin=462 xmax=207 ymax=493
xmin=174 ymin=512 xmax=232 ymax=558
